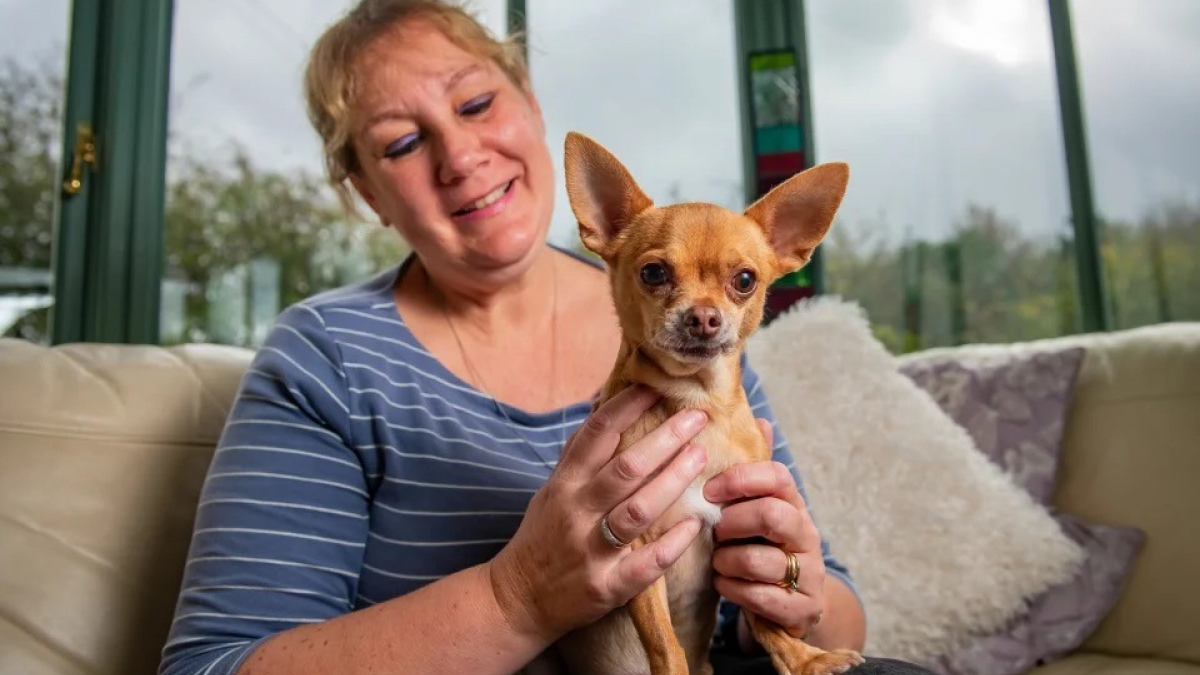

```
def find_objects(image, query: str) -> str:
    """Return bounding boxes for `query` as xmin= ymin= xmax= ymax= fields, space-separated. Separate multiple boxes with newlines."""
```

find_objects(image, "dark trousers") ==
xmin=711 ymin=652 xmax=936 ymax=675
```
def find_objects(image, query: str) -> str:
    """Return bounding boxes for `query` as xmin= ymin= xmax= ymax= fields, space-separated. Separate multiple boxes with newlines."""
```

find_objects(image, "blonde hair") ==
xmin=304 ymin=0 xmax=528 ymax=214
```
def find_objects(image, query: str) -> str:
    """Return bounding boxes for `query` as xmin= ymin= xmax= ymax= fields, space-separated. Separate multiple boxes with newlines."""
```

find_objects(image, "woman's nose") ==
xmin=436 ymin=126 xmax=487 ymax=184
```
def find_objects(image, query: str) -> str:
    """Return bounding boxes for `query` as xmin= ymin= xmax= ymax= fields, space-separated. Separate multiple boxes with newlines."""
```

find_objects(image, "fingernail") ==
xmin=703 ymin=476 xmax=720 ymax=502
xmin=686 ymin=444 xmax=707 ymax=472
xmin=682 ymin=409 xmax=708 ymax=434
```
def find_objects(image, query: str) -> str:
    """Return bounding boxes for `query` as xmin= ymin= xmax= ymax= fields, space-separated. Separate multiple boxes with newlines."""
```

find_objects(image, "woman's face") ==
xmin=349 ymin=21 xmax=555 ymax=284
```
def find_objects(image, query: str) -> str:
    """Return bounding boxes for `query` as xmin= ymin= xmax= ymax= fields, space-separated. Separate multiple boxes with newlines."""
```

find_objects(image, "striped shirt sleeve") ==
xmin=159 ymin=303 xmax=368 ymax=675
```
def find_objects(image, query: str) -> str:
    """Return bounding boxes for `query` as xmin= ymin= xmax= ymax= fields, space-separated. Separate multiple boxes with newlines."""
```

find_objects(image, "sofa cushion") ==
xmin=746 ymin=299 xmax=1085 ymax=666
xmin=899 ymin=348 xmax=1147 ymax=675
xmin=906 ymin=323 xmax=1200 ymax=665
xmin=922 ymin=514 xmax=1145 ymax=675
xmin=1031 ymin=653 xmax=1200 ymax=675
xmin=0 ymin=338 xmax=254 ymax=675
xmin=899 ymin=347 xmax=1087 ymax=505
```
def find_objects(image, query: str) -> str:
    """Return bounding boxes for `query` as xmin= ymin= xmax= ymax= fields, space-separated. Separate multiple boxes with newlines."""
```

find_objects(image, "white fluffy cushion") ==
xmin=746 ymin=298 xmax=1084 ymax=663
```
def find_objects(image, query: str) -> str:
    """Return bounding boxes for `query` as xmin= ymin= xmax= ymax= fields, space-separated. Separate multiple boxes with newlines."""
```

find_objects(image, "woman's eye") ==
xmin=459 ymin=93 xmax=494 ymax=116
xmin=733 ymin=270 xmax=757 ymax=293
xmin=640 ymin=263 xmax=669 ymax=287
xmin=384 ymin=133 xmax=420 ymax=158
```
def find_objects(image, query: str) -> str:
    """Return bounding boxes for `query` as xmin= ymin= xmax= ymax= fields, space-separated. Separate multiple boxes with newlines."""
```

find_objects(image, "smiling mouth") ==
xmin=453 ymin=180 xmax=514 ymax=216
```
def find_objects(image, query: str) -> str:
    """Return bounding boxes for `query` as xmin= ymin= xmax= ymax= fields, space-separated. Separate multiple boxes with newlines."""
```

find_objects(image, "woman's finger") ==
xmin=612 ymin=517 xmax=704 ymax=601
xmin=712 ymin=543 xmax=790 ymax=583
xmin=587 ymin=407 xmax=708 ymax=506
xmin=757 ymin=418 xmax=773 ymax=449
xmin=713 ymin=575 xmax=822 ymax=637
xmin=602 ymin=442 xmax=708 ymax=547
xmin=704 ymin=461 xmax=802 ymax=508
xmin=560 ymin=385 xmax=660 ymax=476
xmin=712 ymin=497 xmax=819 ymax=551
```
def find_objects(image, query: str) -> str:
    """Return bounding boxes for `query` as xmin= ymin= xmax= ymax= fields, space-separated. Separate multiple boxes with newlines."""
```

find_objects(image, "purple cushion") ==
xmin=899 ymin=348 xmax=1146 ymax=675
xmin=923 ymin=514 xmax=1145 ymax=675
xmin=899 ymin=348 xmax=1086 ymax=505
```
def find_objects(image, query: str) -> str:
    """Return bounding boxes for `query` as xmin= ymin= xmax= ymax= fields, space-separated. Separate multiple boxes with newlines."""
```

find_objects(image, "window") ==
xmin=9 ymin=0 xmax=1192 ymax=349
xmin=0 ymin=2 xmax=69 ymax=343
xmin=1072 ymin=0 xmax=1200 ymax=329
xmin=809 ymin=0 xmax=1077 ymax=352
xmin=159 ymin=0 xmax=507 ymax=347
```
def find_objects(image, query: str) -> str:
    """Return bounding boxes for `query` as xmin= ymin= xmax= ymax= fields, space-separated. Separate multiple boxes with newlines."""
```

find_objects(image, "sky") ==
xmin=3 ymin=0 xmax=1198 ymax=253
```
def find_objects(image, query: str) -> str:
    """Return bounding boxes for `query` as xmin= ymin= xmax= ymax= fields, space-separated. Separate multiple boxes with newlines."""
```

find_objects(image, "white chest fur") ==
xmin=680 ymin=483 xmax=723 ymax=526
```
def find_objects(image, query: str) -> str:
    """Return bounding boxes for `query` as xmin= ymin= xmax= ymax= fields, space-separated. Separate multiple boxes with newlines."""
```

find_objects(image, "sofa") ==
xmin=1 ymin=322 xmax=1197 ymax=675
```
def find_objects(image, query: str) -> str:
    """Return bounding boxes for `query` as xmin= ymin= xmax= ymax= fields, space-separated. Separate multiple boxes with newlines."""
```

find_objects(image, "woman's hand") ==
xmin=488 ymin=385 xmax=709 ymax=642
xmin=704 ymin=421 xmax=827 ymax=643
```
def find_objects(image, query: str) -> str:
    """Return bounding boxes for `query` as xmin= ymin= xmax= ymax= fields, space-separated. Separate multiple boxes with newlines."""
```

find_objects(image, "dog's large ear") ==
xmin=744 ymin=162 xmax=849 ymax=272
xmin=564 ymin=131 xmax=654 ymax=259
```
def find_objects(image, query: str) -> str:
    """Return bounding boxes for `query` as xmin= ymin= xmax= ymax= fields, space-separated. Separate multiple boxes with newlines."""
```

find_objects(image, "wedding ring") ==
xmin=600 ymin=515 xmax=630 ymax=549
xmin=777 ymin=551 xmax=801 ymax=592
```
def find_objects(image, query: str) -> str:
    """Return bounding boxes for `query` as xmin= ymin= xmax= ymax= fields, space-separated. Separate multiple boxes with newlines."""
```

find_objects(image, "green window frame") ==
xmin=52 ymin=0 xmax=174 ymax=345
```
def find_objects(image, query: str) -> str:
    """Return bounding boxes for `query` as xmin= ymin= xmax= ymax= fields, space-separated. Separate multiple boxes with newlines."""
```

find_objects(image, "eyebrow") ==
xmin=446 ymin=63 xmax=485 ymax=91
xmin=362 ymin=64 xmax=487 ymax=130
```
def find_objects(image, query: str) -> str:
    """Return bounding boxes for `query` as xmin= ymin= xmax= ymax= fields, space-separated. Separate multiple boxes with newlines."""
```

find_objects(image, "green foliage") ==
xmin=162 ymin=148 xmax=410 ymax=345
xmin=824 ymin=200 xmax=1199 ymax=354
xmin=0 ymin=57 xmax=409 ymax=346
xmin=0 ymin=56 xmax=1195 ymax=350
xmin=0 ymin=57 xmax=61 ymax=341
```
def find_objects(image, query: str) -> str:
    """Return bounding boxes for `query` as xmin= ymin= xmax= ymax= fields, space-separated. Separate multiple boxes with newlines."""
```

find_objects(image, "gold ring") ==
xmin=776 ymin=550 xmax=801 ymax=592
xmin=600 ymin=515 xmax=630 ymax=549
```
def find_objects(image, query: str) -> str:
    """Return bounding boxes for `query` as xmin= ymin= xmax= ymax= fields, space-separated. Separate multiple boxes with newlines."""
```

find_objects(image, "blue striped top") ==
xmin=159 ymin=255 xmax=855 ymax=675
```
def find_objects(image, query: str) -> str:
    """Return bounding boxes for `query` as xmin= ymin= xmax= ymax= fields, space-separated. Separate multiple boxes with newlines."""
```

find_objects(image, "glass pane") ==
xmin=162 ymin=1 xmax=506 ymax=347
xmin=0 ymin=2 xmax=70 ymax=343
xmin=528 ymin=0 xmax=744 ymax=252
xmin=810 ymin=0 xmax=1077 ymax=353
xmin=1072 ymin=0 xmax=1200 ymax=329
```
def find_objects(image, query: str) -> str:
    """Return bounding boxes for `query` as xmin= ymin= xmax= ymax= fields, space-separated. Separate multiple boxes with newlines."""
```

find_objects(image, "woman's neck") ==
xmin=413 ymin=246 xmax=558 ymax=337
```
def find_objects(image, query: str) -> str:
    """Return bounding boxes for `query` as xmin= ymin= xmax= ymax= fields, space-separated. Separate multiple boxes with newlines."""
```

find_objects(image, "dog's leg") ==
xmin=748 ymin=613 xmax=864 ymax=675
xmin=628 ymin=569 xmax=688 ymax=675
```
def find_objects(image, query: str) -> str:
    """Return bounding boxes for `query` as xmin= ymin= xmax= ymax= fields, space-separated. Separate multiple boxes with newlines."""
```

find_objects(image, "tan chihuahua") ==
xmin=556 ymin=132 xmax=862 ymax=675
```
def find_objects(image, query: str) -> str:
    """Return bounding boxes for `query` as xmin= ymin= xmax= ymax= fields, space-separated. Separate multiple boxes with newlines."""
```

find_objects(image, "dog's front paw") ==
xmin=796 ymin=648 xmax=865 ymax=675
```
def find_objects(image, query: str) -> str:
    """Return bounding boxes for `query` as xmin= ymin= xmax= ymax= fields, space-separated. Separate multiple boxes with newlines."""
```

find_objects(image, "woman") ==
xmin=160 ymin=1 xmax=917 ymax=674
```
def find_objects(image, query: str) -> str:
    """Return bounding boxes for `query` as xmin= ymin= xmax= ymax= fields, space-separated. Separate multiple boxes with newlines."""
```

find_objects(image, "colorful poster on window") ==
xmin=748 ymin=50 xmax=812 ymax=322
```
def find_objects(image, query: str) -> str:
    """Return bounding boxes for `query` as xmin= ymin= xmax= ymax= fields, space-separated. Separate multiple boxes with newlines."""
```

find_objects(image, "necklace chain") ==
xmin=429 ymin=255 xmax=567 ymax=469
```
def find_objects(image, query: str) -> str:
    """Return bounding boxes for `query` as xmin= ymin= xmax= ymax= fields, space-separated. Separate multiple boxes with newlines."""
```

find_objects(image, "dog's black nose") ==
xmin=685 ymin=306 xmax=722 ymax=339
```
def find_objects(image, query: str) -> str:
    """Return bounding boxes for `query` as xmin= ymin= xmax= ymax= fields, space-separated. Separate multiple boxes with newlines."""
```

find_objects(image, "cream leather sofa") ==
xmin=1 ymin=323 xmax=1197 ymax=675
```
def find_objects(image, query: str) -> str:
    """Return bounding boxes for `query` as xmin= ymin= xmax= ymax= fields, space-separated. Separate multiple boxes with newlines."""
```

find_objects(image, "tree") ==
xmin=2 ymin=56 xmax=1196 ymax=351
xmin=0 ymin=56 xmax=61 ymax=341
xmin=0 ymin=56 xmax=409 ymax=346
xmin=162 ymin=148 xmax=409 ymax=346
xmin=824 ymin=199 xmax=1200 ymax=354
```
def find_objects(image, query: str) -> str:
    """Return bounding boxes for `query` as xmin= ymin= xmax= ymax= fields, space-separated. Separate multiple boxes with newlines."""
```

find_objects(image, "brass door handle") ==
xmin=63 ymin=122 xmax=98 ymax=197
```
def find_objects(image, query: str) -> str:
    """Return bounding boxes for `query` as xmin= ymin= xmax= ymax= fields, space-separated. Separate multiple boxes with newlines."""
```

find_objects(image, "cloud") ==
xmin=0 ymin=0 xmax=69 ymax=64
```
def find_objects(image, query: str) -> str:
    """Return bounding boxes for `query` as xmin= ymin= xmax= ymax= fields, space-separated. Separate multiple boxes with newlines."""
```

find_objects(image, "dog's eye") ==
xmin=640 ymin=263 xmax=669 ymax=287
xmin=733 ymin=270 xmax=757 ymax=294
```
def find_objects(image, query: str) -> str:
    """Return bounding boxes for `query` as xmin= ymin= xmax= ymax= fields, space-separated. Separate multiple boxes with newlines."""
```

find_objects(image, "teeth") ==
xmin=461 ymin=182 xmax=510 ymax=213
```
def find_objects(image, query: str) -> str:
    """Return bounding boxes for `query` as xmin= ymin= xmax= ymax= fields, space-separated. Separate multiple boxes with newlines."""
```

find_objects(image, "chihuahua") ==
xmin=555 ymin=132 xmax=862 ymax=675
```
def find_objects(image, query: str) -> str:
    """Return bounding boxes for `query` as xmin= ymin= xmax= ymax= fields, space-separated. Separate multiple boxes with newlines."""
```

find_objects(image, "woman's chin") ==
xmin=461 ymin=224 xmax=546 ymax=272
